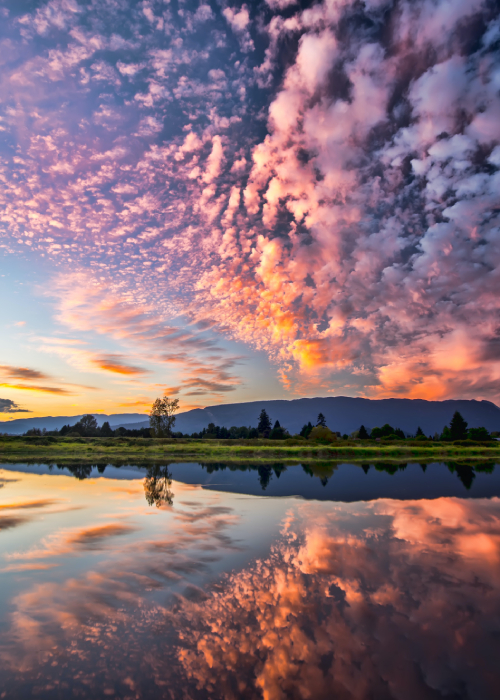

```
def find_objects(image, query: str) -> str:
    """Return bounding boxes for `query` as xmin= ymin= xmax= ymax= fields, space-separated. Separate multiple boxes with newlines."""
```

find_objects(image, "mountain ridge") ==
xmin=3 ymin=398 xmax=500 ymax=436
xmin=0 ymin=413 xmax=147 ymax=435
xmin=4 ymin=398 xmax=496 ymax=437
xmin=160 ymin=397 xmax=500 ymax=435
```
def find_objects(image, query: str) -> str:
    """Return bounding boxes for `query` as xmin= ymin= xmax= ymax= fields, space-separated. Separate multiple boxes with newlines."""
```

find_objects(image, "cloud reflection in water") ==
xmin=172 ymin=498 xmax=500 ymax=700
xmin=0 ymin=469 xmax=499 ymax=699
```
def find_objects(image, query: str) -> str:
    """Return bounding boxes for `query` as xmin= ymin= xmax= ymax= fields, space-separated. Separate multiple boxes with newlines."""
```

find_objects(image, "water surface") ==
xmin=1 ymin=461 xmax=499 ymax=699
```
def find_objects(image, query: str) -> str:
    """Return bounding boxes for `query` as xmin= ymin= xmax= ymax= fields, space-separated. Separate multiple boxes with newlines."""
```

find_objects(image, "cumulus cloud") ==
xmin=222 ymin=5 xmax=254 ymax=52
xmin=0 ymin=0 xmax=499 ymax=403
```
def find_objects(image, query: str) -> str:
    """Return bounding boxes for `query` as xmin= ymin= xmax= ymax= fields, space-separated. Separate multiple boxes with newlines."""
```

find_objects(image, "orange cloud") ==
xmin=89 ymin=354 xmax=150 ymax=376
xmin=0 ymin=383 xmax=74 ymax=395
xmin=0 ymin=365 xmax=53 ymax=381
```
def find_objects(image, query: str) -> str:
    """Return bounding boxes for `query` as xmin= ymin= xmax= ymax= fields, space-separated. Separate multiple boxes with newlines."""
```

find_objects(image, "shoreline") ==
xmin=1 ymin=437 xmax=499 ymax=464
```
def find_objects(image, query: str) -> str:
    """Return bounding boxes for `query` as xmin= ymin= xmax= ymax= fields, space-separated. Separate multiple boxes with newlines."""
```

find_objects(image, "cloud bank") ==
xmin=0 ymin=0 xmax=499 ymax=402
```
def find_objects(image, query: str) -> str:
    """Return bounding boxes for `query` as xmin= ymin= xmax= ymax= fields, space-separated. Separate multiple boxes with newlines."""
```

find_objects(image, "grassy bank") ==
xmin=1 ymin=435 xmax=499 ymax=464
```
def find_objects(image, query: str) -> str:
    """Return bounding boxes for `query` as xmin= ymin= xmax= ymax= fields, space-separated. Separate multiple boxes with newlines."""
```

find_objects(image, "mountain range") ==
xmin=3 ymin=398 xmax=499 ymax=436
xmin=0 ymin=413 xmax=146 ymax=436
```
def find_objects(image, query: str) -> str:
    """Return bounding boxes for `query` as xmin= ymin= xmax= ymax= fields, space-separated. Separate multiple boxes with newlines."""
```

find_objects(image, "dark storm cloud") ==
xmin=0 ymin=398 xmax=31 ymax=413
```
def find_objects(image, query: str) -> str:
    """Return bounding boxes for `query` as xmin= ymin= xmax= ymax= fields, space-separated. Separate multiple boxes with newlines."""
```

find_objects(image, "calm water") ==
xmin=0 ymin=461 xmax=499 ymax=699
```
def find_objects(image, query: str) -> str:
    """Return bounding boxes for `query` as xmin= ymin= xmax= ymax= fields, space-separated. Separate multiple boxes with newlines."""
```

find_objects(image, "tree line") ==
xmin=353 ymin=411 xmax=492 ymax=442
xmin=24 ymin=414 xmax=151 ymax=438
xmin=21 ymin=401 xmax=496 ymax=443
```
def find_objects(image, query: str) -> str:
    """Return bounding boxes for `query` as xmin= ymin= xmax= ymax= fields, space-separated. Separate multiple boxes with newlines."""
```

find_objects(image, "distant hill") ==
xmin=115 ymin=397 xmax=500 ymax=436
xmin=0 ymin=413 xmax=147 ymax=435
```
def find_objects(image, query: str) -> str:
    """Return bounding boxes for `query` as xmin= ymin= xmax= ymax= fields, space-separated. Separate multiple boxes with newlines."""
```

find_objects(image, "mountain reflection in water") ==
xmin=0 ymin=464 xmax=499 ymax=699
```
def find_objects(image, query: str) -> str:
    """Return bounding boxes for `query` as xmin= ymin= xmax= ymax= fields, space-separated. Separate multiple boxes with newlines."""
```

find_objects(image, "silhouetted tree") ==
xmin=317 ymin=413 xmax=326 ymax=427
xmin=300 ymin=421 xmax=313 ymax=438
xmin=75 ymin=414 xmax=99 ymax=436
xmin=257 ymin=409 xmax=272 ymax=437
xmin=468 ymin=426 xmax=490 ymax=441
xmin=440 ymin=425 xmax=452 ymax=441
xmin=269 ymin=420 xmax=288 ymax=440
xmin=149 ymin=397 xmax=179 ymax=437
xmin=449 ymin=411 xmax=468 ymax=440
xmin=416 ymin=426 xmax=424 ymax=436
xmin=358 ymin=425 xmax=369 ymax=439
xmin=205 ymin=422 xmax=218 ymax=438
xmin=371 ymin=424 xmax=394 ymax=439
xmin=100 ymin=421 xmax=113 ymax=437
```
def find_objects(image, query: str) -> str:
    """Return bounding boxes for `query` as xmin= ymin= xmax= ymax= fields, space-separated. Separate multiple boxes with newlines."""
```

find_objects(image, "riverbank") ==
xmin=1 ymin=436 xmax=499 ymax=463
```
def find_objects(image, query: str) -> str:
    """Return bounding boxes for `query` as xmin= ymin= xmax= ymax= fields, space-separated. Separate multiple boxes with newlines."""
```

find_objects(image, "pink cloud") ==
xmin=0 ymin=0 xmax=499 ymax=404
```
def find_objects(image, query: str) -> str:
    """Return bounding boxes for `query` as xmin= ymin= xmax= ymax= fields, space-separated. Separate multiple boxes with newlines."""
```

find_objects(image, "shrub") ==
xmin=468 ymin=427 xmax=490 ymax=441
xmin=308 ymin=426 xmax=337 ymax=443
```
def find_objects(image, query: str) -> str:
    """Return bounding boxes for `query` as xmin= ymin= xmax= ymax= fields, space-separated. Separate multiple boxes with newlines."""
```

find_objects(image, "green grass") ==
xmin=0 ymin=435 xmax=499 ymax=465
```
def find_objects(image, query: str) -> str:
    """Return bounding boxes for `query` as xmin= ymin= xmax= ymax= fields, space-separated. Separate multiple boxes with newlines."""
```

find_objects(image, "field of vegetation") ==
xmin=1 ymin=434 xmax=499 ymax=465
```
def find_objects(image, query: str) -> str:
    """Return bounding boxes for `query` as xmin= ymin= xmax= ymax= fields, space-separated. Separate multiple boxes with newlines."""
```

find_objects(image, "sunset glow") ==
xmin=1 ymin=0 xmax=500 ymax=416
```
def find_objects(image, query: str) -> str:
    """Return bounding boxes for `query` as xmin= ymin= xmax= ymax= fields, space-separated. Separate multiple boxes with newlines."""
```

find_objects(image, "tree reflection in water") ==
xmin=20 ymin=459 xmax=500 ymax=495
xmin=143 ymin=465 xmax=174 ymax=507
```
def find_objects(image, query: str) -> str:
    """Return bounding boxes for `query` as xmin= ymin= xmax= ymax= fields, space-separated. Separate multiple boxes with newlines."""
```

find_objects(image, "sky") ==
xmin=0 ymin=0 xmax=499 ymax=419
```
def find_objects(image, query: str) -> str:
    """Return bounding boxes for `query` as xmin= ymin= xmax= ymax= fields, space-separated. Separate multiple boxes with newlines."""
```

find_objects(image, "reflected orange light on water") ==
xmin=0 ymin=468 xmax=499 ymax=699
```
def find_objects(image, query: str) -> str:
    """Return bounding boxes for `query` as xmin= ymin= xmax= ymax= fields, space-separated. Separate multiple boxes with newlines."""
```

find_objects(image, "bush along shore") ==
xmin=1 ymin=434 xmax=499 ymax=464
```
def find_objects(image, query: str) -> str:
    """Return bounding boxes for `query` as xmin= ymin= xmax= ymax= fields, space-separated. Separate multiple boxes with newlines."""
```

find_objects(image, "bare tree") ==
xmin=149 ymin=397 xmax=180 ymax=437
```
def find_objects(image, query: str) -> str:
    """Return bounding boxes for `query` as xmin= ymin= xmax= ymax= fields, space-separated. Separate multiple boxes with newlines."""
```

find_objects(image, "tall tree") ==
xmin=358 ymin=425 xmax=369 ymax=439
xmin=300 ymin=421 xmax=313 ymax=438
xmin=149 ymin=397 xmax=180 ymax=437
xmin=416 ymin=426 xmax=424 ymax=436
xmin=257 ymin=409 xmax=272 ymax=437
xmin=100 ymin=421 xmax=113 ymax=437
xmin=270 ymin=420 xmax=288 ymax=440
xmin=74 ymin=414 xmax=99 ymax=436
xmin=449 ymin=411 xmax=468 ymax=440
xmin=317 ymin=413 xmax=326 ymax=427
